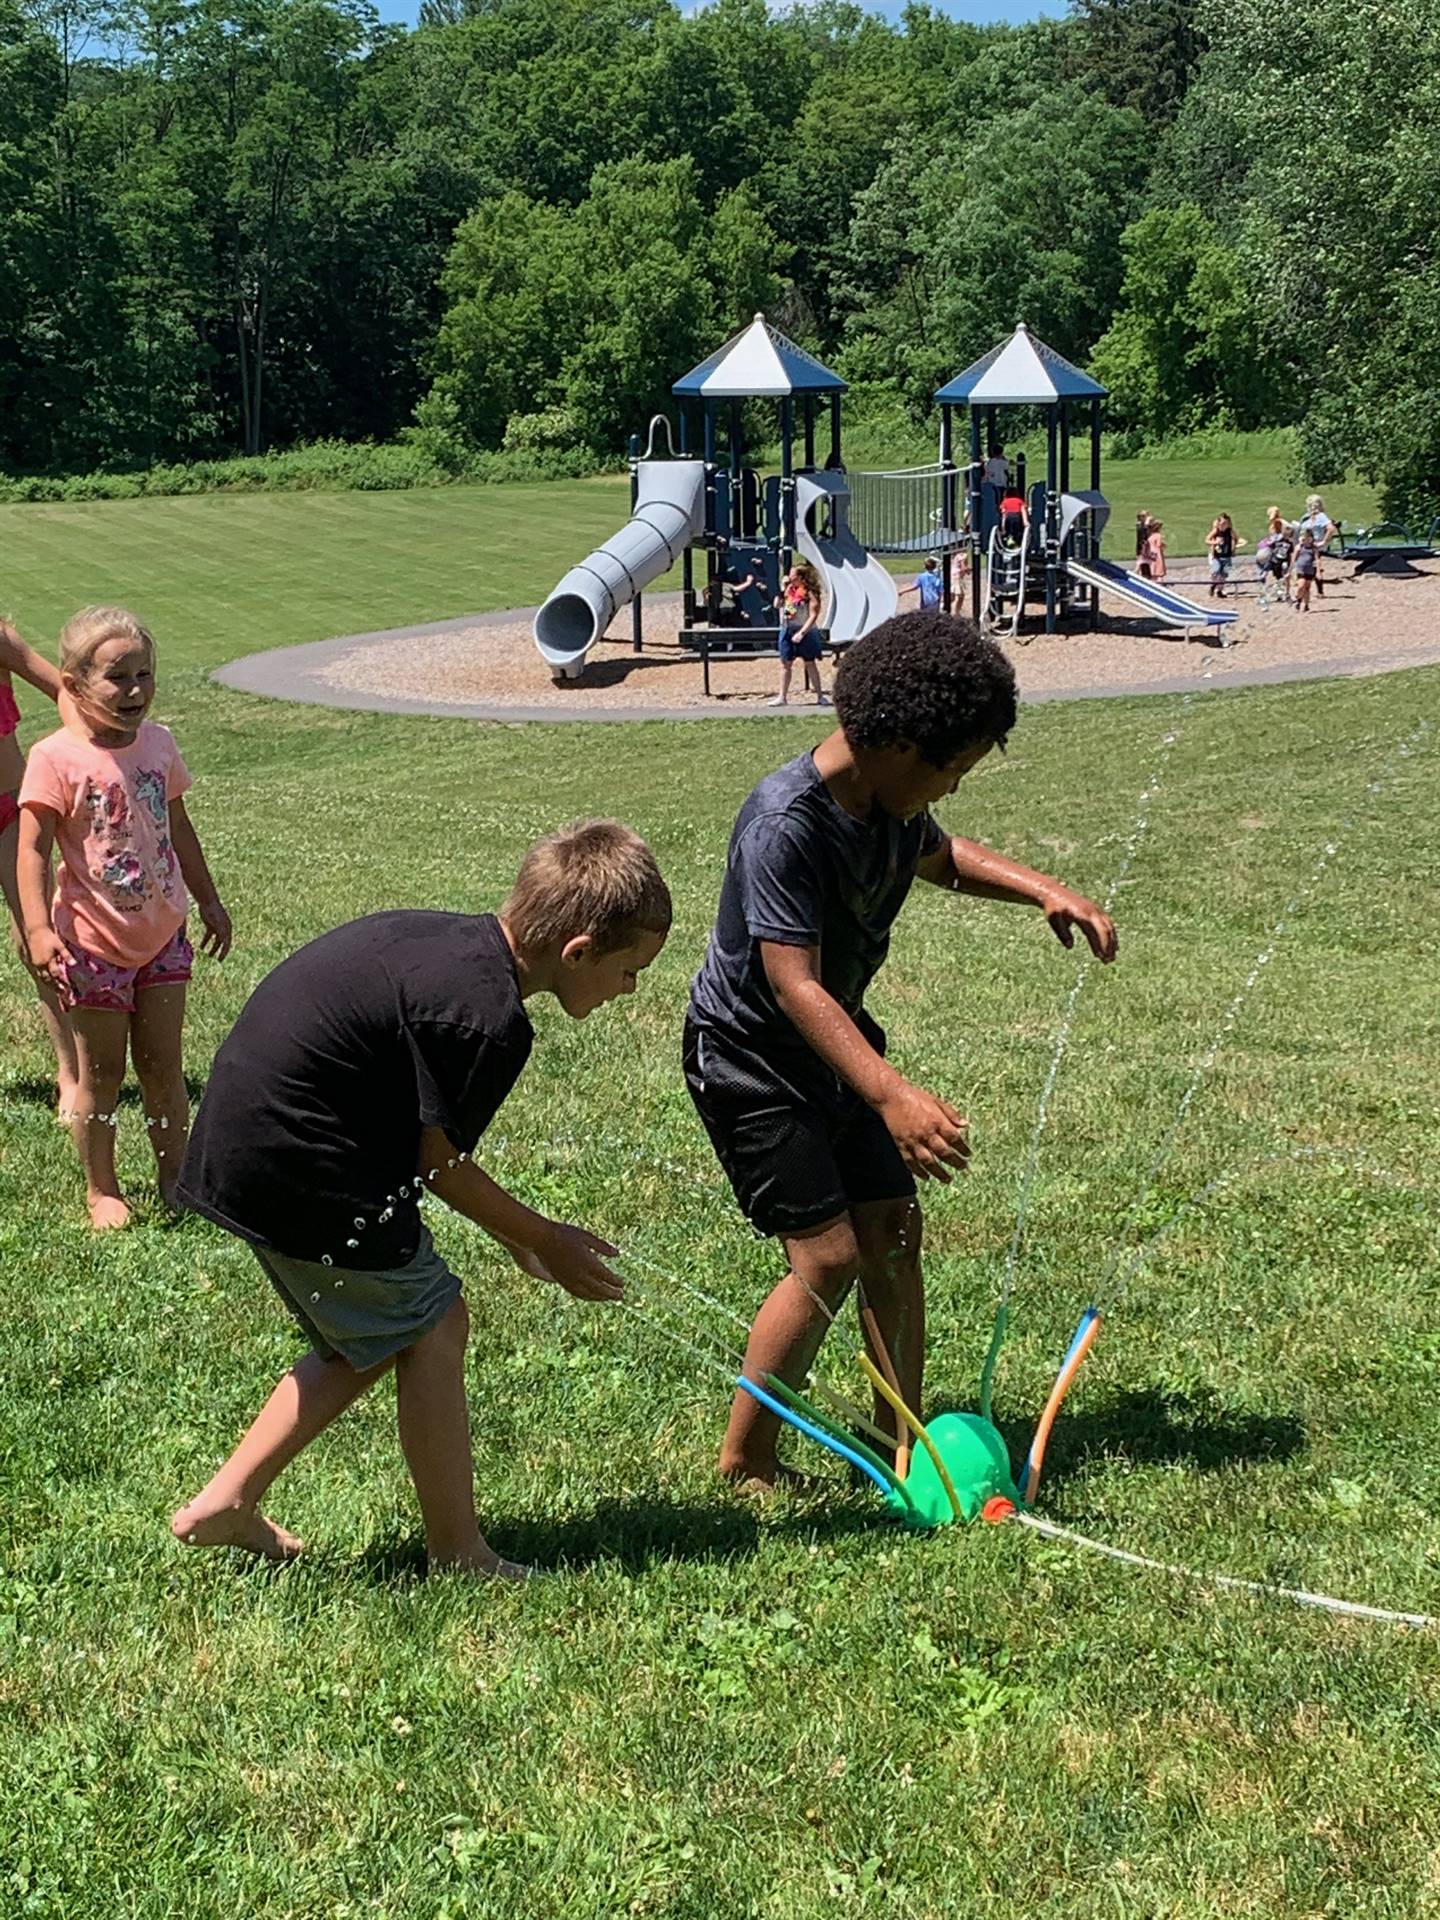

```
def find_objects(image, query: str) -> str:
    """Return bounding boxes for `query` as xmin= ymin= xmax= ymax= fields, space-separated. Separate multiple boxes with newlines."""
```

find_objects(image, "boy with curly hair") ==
xmin=685 ymin=610 xmax=1117 ymax=1488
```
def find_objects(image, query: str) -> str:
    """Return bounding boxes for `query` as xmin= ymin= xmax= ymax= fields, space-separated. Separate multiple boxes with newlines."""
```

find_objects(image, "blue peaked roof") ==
xmin=673 ymin=314 xmax=846 ymax=398
xmin=935 ymin=324 xmax=1107 ymax=406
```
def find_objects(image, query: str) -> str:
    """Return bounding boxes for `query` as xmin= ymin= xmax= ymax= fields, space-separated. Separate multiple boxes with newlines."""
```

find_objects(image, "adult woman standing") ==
xmin=1297 ymin=494 xmax=1337 ymax=599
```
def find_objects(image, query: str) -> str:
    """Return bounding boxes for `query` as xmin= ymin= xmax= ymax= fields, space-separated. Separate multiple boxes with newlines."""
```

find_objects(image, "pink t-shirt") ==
xmin=19 ymin=720 xmax=192 ymax=968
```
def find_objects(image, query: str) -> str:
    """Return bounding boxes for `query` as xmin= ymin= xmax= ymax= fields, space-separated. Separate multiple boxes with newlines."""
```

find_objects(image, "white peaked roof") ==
xmin=673 ymin=315 xmax=846 ymax=399
xmin=934 ymin=323 xmax=1107 ymax=406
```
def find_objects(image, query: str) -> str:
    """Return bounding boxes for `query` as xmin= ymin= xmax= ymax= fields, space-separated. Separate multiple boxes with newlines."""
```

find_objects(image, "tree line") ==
xmin=1 ymin=0 xmax=1435 ymax=517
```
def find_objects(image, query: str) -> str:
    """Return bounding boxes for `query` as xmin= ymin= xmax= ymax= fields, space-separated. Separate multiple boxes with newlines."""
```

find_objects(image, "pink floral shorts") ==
xmin=61 ymin=924 xmax=193 ymax=1013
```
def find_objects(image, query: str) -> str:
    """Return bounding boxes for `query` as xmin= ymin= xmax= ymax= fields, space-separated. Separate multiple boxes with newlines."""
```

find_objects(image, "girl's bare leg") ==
xmin=68 ymin=1007 xmax=131 ymax=1229
xmin=130 ymin=981 xmax=189 ymax=1206
xmin=393 ymin=1297 xmax=529 ymax=1578
xmin=172 ymin=1348 xmax=393 ymax=1559
xmin=720 ymin=1213 xmax=858 ymax=1486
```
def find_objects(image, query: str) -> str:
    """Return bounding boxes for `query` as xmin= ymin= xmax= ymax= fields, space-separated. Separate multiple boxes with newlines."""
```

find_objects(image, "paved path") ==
xmin=213 ymin=599 xmax=1440 ymax=724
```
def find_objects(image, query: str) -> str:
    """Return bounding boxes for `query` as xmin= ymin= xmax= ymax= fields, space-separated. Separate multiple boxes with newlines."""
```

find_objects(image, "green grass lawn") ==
xmin=1 ymin=481 xmax=1437 ymax=1918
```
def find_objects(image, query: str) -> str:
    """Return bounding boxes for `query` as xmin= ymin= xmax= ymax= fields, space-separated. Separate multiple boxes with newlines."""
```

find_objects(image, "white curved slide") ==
xmin=796 ymin=471 xmax=898 ymax=644
xmin=1066 ymin=555 xmax=1236 ymax=631
xmin=534 ymin=459 xmax=706 ymax=676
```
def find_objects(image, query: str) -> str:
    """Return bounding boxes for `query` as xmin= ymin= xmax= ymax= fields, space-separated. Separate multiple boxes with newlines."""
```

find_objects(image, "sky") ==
xmin=371 ymin=0 xmax=1060 ymax=30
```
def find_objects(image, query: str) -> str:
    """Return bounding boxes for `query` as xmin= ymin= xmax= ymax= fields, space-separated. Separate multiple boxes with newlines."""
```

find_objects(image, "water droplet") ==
xmin=321 ymin=1255 xmax=333 ymax=1267
xmin=310 ymin=1292 xmax=320 ymax=1303
xmin=353 ymin=1216 xmax=365 ymax=1230
xmin=346 ymin=1239 xmax=359 ymax=1249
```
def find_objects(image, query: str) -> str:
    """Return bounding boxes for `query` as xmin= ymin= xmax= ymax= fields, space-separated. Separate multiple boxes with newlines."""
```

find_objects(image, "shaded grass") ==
xmin=0 ymin=488 xmax=1437 ymax=1918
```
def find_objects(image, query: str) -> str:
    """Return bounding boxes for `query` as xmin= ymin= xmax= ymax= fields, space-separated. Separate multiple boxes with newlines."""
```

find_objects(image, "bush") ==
xmin=0 ymin=436 xmax=615 ymax=505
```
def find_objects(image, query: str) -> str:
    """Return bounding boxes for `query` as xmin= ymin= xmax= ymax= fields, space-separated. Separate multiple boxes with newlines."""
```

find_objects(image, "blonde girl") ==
xmin=17 ymin=608 xmax=231 ymax=1230
xmin=771 ymin=560 xmax=828 ymax=708
xmin=1 ymin=617 xmax=78 ymax=1109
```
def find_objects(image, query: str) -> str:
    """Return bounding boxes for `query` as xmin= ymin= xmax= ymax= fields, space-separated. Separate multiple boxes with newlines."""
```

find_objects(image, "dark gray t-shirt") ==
xmin=689 ymin=752 xmax=944 ymax=1079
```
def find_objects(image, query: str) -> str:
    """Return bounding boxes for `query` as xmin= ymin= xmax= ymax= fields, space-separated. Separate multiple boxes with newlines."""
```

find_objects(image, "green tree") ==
xmin=841 ymin=84 xmax=1151 ymax=411
xmin=1171 ymin=0 xmax=1440 ymax=519
xmin=424 ymin=156 xmax=777 ymax=455
xmin=1090 ymin=204 xmax=1276 ymax=440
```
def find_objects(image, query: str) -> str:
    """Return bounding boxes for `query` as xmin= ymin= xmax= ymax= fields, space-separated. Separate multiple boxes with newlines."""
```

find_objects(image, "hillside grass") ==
xmin=0 ymin=484 xmax=1436 ymax=1919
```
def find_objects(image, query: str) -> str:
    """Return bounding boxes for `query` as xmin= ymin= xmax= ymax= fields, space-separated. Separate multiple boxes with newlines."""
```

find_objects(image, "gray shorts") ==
xmin=254 ymin=1225 xmax=461 ymax=1371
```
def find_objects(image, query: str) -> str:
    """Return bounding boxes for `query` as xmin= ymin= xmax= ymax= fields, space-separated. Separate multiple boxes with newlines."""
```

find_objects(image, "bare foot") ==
xmin=171 ymin=1499 xmax=304 ymax=1561
xmin=88 ymin=1194 xmax=131 ymax=1231
xmin=723 ymin=1461 xmax=826 ymax=1498
xmin=439 ymin=1547 xmax=536 ymax=1581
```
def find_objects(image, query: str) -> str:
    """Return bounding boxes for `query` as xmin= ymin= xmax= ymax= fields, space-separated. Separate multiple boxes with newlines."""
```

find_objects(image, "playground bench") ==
xmin=687 ymin=627 xmax=838 ymax=697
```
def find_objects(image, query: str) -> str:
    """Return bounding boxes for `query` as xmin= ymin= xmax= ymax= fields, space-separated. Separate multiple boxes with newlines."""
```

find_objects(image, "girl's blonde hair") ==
xmin=1267 ymin=504 xmax=1284 ymax=528
xmin=1305 ymin=493 xmax=1324 ymax=515
xmin=59 ymin=606 xmax=154 ymax=681
xmin=791 ymin=560 xmax=823 ymax=598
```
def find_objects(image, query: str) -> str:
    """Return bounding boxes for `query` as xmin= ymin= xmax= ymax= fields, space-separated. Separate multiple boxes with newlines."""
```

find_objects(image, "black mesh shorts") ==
xmin=683 ymin=1014 xmax=914 ymax=1238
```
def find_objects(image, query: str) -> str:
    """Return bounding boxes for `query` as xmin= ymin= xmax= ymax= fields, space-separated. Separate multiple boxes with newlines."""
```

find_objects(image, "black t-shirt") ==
xmin=178 ymin=912 xmax=533 ymax=1269
xmin=688 ymin=752 xmax=943 ymax=1093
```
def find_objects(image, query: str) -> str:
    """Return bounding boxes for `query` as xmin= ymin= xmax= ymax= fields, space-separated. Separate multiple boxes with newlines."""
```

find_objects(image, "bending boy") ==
xmin=173 ymin=820 xmax=670 ymax=1576
xmin=684 ymin=611 xmax=1116 ymax=1487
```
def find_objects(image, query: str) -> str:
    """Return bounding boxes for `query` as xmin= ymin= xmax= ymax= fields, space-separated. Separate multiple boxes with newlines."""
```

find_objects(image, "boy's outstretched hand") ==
xmin=520 ymin=1221 xmax=625 ymax=1302
xmin=1037 ymin=884 xmax=1118 ymax=962
xmin=878 ymin=1081 xmax=970 ymax=1183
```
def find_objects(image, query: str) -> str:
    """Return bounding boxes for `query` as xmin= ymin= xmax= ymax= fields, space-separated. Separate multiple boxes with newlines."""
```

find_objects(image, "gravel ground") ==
xmin=277 ymin=558 xmax=1440 ymax=718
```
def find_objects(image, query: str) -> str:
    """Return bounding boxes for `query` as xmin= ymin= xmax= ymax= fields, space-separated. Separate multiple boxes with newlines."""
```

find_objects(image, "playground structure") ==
xmin=937 ymin=325 xmax=1235 ymax=642
xmin=1342 ymin=516 xmax=1440 ymax=578
xmin=534 ymin=316 xmax=903 ymax=682
xmin=534 ymin=319 xmax=1236 ymax=681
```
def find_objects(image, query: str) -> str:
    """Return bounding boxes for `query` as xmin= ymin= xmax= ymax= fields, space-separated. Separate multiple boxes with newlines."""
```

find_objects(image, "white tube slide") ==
xmin=533 ymin=459 xmax=706 ymax=676
xmin=795 ymin=471 xmax=898 ymax=644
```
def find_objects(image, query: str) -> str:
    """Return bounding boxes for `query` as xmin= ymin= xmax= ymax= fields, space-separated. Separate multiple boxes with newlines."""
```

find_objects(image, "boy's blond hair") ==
xmin=60 ymin=606 xmax=154 ymax=681
xmin=503 ymin=819 xmax=670 ymax=957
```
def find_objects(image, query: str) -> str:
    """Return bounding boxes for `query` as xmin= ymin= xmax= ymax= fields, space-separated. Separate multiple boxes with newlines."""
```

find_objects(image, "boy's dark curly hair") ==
xmin=833 ymin=610 xmax=1018 ymax=766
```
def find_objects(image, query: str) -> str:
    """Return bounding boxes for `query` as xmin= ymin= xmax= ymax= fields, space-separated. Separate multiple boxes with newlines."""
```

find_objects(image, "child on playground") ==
xmin=1 ymin=616 xmax=78 ymax=1110
xmin=1254 ymin=505 xmax=1295 ymax=604
xmin=171 ymin=820 xmax=670 ymax=1575
xmin=771 ymin=559 xmax=828 ymax=708
xmin=1205 ymin=513 xmax=1246 ymax=599
xmin=1140 ymin=518 xmax=1167 ymax=582
xmin=17 ymin=608 xmax=230 ymax=1230
xmin=899 ymin=555 xmax=944 ymax=611
xmin=1292 ymin=528 xmax=1319 ymax=611
xmin=683 ymin=610 xmax=1117 ymax=1489
xmin=1135 ymin=510 xmax=1153 ymax=563
xmin=999 ymin=488 xmax=1029 ymax=547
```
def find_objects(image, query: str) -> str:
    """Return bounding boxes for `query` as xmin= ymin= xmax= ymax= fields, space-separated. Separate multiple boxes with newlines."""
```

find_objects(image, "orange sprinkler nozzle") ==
xmin=982 ymin=1496 xmax=1017 ymax=1525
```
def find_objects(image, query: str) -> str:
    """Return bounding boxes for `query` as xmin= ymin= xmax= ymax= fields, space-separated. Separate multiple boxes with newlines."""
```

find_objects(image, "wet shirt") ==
xmin=19 ymin=721 xmax=191 ymax=967
xmin=689 ymin=753 xmax=943 ymax=1087
xmin=178 ymin=912 xmax=533 ymax=1268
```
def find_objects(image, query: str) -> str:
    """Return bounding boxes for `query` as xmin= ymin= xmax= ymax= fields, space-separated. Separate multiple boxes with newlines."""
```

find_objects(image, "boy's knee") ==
xmin=856 ymin=1196 xmax=924 ymax=1272
xmin=790 ymin=1222 xmax=862 ymax=1306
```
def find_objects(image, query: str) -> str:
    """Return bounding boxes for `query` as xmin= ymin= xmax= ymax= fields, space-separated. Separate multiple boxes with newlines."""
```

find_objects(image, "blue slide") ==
xmin=1066 ymin=555 xmax=1236 ymax=630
